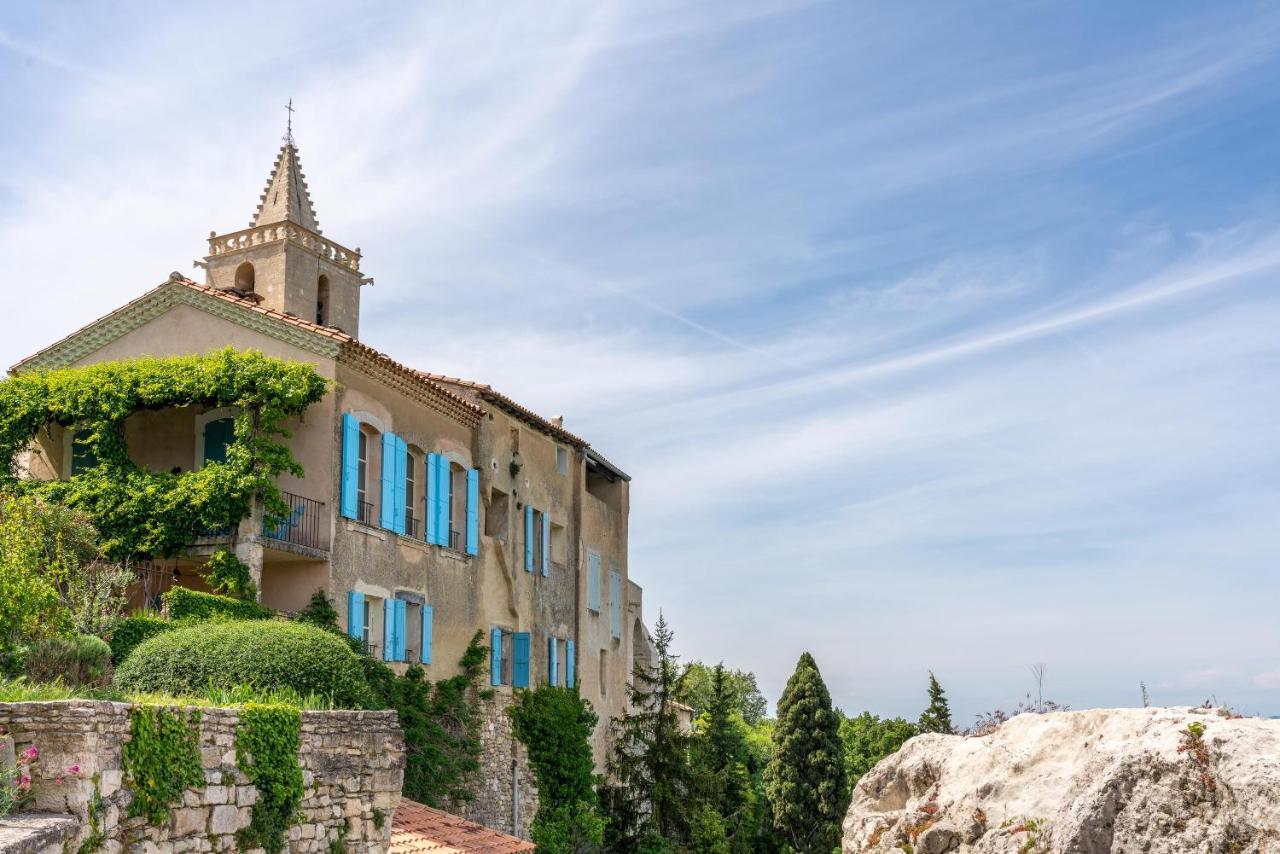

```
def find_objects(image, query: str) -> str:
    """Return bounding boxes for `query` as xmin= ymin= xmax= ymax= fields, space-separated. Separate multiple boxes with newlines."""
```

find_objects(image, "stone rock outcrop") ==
xmin=843 ymin=707 xmax=1280 ymax=854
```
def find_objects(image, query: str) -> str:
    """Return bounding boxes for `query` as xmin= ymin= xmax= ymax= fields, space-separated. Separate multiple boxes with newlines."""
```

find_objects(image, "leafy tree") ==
xmin=0 ymin=494 xmax=78 ymax=652
xmin=205 ymin=547 xmax=257 ymax=601
xmin=763 ymin=652 xmax=847 ymax=854
xmin=838 ymin=712 xmax=918 ymax=793
xmin=677 ymin=661 xmax=769 ymax=725
xmin=600 ymin=612 xmax=694 ymax=853
xmin=511 ymin=684 xmax=605 ymax=853
xmin=917 ymin=671 xmax=954 ymax=734
xmin=690 ymin=664 xmax=757 ymax=853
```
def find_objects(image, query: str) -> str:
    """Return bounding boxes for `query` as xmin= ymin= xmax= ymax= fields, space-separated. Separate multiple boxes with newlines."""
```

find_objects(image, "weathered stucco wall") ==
xmin=0 ymin=700 xmax=403 ymax=854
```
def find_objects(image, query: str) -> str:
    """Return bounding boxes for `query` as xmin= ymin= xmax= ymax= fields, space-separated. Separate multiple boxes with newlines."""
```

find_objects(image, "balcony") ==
xmin=263 ymin=491 xmax=329 ymax=552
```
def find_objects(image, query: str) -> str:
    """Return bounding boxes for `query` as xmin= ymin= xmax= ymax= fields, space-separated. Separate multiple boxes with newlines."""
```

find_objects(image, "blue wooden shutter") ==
xmin=490 ymin=627 xmax=503 ymax=685
xmin=513 ymin=632 xmax=531 ymax=688
xmin=380 ymin=433 xmax=398 ymax=530
xmin=395 ymin=599 xmax=408 ymax=661
xmin=438 ymin=458 xmax=453 ymax=546
xmin=392 ymin=436 xmax=408 ymax=535
xmin=587 ymin=553 xmax=600 ymax=611
xmin=566 ymin=640 xmax=575 ymax=688
xmin=541 ymin=512 xmax=550 ymax=577
xmin=466 ymin=468 xmax=479 ymax=555
xmin=421 ymin=604 xmax=434 ymax=665
xmin=524 ymin=506 xmax=534 ymax=571
xmin=347 ymin=590 xmax=364 ymax=641
xmin=382 ymin=599 xmax=395 ymax=661
xmin=547 ymin=635 xmax=558 ymax=685
xmin=425 ymin=454 xmax=440 ymax=544
xmin=202 ymin=418 xmax=236 ymax=466
xmin=610 ymin=570 xmax=622 ymax=639
xmin=340 ymin=414 xmax=360 ymax=519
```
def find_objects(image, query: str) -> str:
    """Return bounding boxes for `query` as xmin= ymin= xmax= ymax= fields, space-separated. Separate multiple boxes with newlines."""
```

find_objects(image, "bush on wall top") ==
xmin=163 ymin=587 xmax=272 ymax=623
xmin=113 ymin=619 xmax=373 ymax=709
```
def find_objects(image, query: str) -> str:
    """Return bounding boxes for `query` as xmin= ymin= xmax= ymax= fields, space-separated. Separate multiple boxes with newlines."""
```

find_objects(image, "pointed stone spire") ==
xmin=252 ymin=143 xmax=321 ymax=233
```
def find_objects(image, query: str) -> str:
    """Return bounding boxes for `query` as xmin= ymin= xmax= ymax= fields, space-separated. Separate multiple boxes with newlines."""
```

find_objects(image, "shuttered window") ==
xmin=610 ymin=570 xmax=622 ymax=639
xmin=587 ymin=552 xmax=601 ymax=612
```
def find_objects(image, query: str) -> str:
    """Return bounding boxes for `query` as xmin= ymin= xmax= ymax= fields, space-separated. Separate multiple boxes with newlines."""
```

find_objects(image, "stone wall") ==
xmin=0 ymin=700 xmax=403 ymax=853
xmin=445 ymin=696 xmax=539 ymax=840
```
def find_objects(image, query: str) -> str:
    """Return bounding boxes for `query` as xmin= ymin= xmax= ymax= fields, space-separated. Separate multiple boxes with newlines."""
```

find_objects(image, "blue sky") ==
xmin=2 ymin=1 xmax=1278 ymax=722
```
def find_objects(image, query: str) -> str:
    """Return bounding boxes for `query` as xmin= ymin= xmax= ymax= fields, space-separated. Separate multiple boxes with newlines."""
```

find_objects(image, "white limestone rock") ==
xmin=843 ymin=707 xmax=1280 ymax=853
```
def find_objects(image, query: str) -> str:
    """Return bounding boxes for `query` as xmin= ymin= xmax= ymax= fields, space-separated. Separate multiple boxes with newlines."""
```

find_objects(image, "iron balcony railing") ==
xmin=263 ymin=490 xmax=329 ymax=551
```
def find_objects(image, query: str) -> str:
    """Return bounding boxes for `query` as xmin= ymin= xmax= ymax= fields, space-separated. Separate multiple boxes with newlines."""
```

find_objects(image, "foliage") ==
xmin=25 ymin=634 xmax=112 ymax=687
xmin=205 ymin=547 xmax=257 ymax=602
xmin=531 ymin=801 xmax=607 ymax=854
xmin=76 ymin=773 xmax=106 ymax=854
xmin=600 ymin=612 xmax=695 ymax=853
xmin=295 ymin=589 xmax=339 ymax=631
xmin=63 ymin=561 xmax=134 ymax=638
xmin=0 ymin=349 xmax=328 ymax=562
xmin=838 ymin=711 xmax=918 ymax=792
xmin=235 ymin=703 xmax=304 ymax=854
xmin=510 ymin=684 xmax=599 ymax=811
xmin=763 ymin=652 xmax=847 ymax=854
xmin=0 ymin=734 xmax=40 ymax=817
xmin=0 ymin=494 xmax=73 ymax=649
xmin=690 ymin=664 xmax=759 ymax=853
xmin=113 ymin=619 xmax=372 ymax=709
xmin=162 ymin=586 xmax=272 ymax=622
xmin=676 ymin=662 xmax=769 ymax=726
xmin=121 ymin=705 xmax=204 ymax=825
xmin=374 ymin=632 xmax=490 ymax=805
xmin=917 ymin=672 xmax=954 ymax=735
xmin=108 ymin=614 xmax=173 ymax=665
xmin=688 ymin=803 xmax=731 ymax=854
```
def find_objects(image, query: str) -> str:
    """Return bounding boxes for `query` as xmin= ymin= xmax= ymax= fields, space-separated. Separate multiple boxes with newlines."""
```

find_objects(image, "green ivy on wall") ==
xmin=121 ymin=706 xmax=205 ymax=826
xmin=235 ymin=703 xmax=304 ymax=854
xmin=0 ymin=348 xmax=327 ymax=562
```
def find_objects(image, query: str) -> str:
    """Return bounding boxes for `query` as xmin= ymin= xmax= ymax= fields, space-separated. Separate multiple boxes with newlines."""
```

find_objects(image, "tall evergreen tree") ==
xmin=763 ymin=652 xmax=847 ymax=854
xmin=600 ymin=612 xmax=694 ymax=852
xmin=691 ymin=664 xmax=757 ymax=853
xmin=917 ymin=671 xmax=954 ymax=734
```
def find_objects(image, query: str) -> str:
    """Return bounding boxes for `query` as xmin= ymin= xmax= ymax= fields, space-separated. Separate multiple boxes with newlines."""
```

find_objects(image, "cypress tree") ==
xmin=600 ymin=612 xmax=693 ymax=852
xmin=917 ymin=671 xmax=954 ymax=734
xmin=763 ymin=652 xmax=847 ymax=854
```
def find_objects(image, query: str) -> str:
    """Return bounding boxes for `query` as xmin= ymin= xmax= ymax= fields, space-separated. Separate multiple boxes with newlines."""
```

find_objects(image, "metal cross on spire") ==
xmin=284 ymin=98 xmax=296 ymax=145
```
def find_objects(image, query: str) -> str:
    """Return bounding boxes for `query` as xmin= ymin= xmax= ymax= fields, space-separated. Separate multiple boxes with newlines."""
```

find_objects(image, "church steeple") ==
xmin=252 ymin=143 xmax=320 ymax=232
xmin=202 ymin=126 xmax=366 ymax=337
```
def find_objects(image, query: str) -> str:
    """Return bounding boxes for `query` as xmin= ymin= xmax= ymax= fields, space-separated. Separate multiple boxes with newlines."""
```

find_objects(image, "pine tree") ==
xmin=763 ymin=652 xmax=847 ymax=854
xmin=691 ymin=664 xmax=757 ymax=853
xmin=600 ymin=612 xmax=694 ymax=852
xmin=917 ymin=671 xmax=954 ymax=734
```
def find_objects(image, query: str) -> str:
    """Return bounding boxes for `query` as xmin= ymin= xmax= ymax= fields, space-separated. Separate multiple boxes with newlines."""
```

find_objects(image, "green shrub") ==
xmin=25 ymin=634 xmax=112 ymax=687
xmin=205 ymin=548 xmax=257 ymax=602
xmin=163 ymin=586 xmax=273 ymax=622
xmin=109 ymin=614 xmax=174 ymax=665
xmin=294 ymin=589 xmax=339 ymax=631
xmin=113 ymin=620 xmax=372 ymax=709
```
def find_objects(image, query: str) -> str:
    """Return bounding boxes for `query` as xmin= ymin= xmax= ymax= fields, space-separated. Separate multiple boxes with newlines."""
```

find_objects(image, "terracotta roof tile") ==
xmin=390 ymin=800 xmax=535 ymax=854
xmin=417 ymin=371 xmax=590 ymax=448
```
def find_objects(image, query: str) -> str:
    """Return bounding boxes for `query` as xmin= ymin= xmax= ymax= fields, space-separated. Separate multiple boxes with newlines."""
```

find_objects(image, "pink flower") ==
xmin=17 ymin=775 xmax=30 ymax=790
xmin=22 ymin=746 xmax=37 ymax=761
xmin=66 ymin=764 xmax=80 ymax=775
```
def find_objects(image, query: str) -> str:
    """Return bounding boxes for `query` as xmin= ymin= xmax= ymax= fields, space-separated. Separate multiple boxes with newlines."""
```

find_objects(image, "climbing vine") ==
xmin=121 ymin=706 xmax=205 ymax=826
xmin=235 ymin=703 xmax=304 ymax=854
xmin=0 ymin=349 xmax=327 ymax=561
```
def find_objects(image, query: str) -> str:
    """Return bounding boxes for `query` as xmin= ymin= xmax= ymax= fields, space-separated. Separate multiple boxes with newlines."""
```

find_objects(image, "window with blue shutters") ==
xmin=547 ymin=635 xmax=558 ymax=685
xmin=566 ymin=640 xmax=575 ymax=688
xmin=383 ymin=599 xmax=395 ymax=662
xmin=466 ymin=468 xmax=479 ymax=555
xmin=380 ymin=433 xmax=398 ymax=531
xmin=340 ymin=414 xmax=361 ymax=519
xmin=421 ymin=604 xmax=434 ymax=665
xmin=587 ymin=552 xmax=601 ymax=612
xmin=491 ymin=627 xmax=503 ymax=686
xmin=524 ymin=506 xmax=534 ymax=571
xmin=425 ymin=454 xmax=440 ymax=544
xmin=392 ymin=436 xmax=408 ymax=535
xmin=610 ymin=570 xmax=622 ymax=639
xmin=513 ymin=632 xmax=531 ymax=688
xmin=201 ymin=418 xmax=236 ymax=466
xmin=347 ymin=590 xmax=365 ymax=644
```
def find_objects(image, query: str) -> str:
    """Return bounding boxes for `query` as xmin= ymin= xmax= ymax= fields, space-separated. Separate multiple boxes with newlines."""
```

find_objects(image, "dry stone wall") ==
xmin=444 ymin=695 xmax=539 ymax=840
xmin=0 ymin=700 xmax=404 ymax=854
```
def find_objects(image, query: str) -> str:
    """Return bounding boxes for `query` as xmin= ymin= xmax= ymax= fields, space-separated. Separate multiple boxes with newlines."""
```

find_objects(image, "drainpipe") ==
xmin=511 ymin=757 xmax=520 ymax=834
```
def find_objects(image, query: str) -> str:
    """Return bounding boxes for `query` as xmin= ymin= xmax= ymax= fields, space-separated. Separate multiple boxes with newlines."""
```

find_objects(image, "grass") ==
xmin=0 ymin=677 xmax=337 ymax=711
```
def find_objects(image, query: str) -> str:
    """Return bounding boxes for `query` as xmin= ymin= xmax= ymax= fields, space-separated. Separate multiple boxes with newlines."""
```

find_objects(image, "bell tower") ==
xmin=203 ymin=129 xmax=366 ymax=336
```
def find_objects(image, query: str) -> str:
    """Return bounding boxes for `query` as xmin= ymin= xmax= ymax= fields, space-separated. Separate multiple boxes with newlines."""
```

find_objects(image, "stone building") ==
xmin=11 ymin=138 xmax=654 ymax=831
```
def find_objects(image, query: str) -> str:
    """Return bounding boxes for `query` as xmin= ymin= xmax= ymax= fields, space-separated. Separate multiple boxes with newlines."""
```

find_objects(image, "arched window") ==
xmin=202 ymin=417 xmax=236 ymax=465
xmin=316 ymin=275 xmax=330 ymax=326
xmin=69 ymin=429 xmax=98 ymax=475
xmin=234 ymin=262 xmax=255 ymax=293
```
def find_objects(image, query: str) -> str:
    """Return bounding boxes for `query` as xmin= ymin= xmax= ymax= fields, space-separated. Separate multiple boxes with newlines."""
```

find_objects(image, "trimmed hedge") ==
xmin=163 ymin=587 xmax=273 ymax=622
xmin=110 ymin=614 xmax=175 ymax=665
xmin=113 ymin=620 xmax=373 ymax=709
xmin=26 ymin=634 xmax=113 ymax=687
